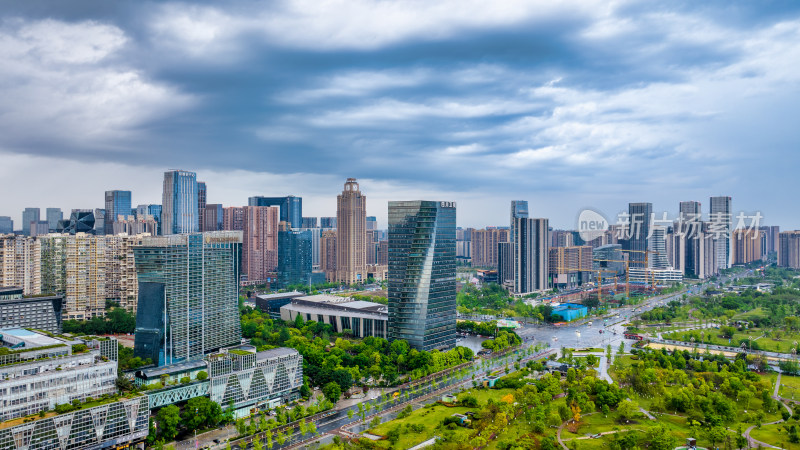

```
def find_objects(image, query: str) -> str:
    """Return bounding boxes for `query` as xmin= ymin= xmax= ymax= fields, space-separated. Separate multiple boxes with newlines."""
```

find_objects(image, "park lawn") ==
xmin=563 ymin=413 xmax=627 ymax=437
xmin=366 ymin=388 xmax=518 ymax=449
xmin=733 ymin=307 xmax=769 ymax=322
xmin=571 ymin=431 xmax=645 ymax=450
xmin=750 ymin=422 xmax=800 ymax=450
xmin=780 ymin=374 xmax=800 ymax=399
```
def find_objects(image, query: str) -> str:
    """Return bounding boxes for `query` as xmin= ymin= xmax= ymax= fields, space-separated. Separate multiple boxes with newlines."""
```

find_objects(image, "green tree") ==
xmin=645 ymin=424 xmax=677 ymax=450
xmin=252 ymin=436 xmax=262 ymax=450
xmin=322 ymin=382 xmax=342 ymax=404
xmin=196 ymin=371 xmax=208 ymax=381
xmin=155 ymin=405 xmax=181 ymax=441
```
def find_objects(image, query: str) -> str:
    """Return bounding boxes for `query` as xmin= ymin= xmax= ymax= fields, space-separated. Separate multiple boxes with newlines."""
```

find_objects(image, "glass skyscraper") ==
xmin=104 ymin=190 xmax=132 ymax=234
xmin=277 ymin=225 xmax=312 ymax=289
xmin=162 ymin=170 xmax=198 ymax=235
xmin=133 ymin=231 xmax=242 ymax=366
xmin=248 ymin=196 xmax=303 ymax=229
xmin=509 ymin=200 xmax=529 ymax=244
xmin=388 ymin=200 xmax=456 ymax=351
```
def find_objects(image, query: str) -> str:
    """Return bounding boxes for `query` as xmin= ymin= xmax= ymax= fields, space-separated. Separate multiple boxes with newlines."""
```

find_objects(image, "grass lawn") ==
xmin=733 ymin=307 xmax=769 ymax=322
xmin=365 ymin=388 xmax=518 ymax=449
xmin=750 ymin=422 xmax=800 ymax=450
xmin=663 ymin=327 xmax=800 ymax=354
xmin=779 ymin=374 xmax=800 ymax=399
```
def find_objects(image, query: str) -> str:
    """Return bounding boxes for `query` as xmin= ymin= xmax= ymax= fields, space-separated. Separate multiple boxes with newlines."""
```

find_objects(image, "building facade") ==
xmin=133 ymin=231 xmax=243 ymax=366
xmin=388 ymin=200 xmax=457 ymax=351
xmin=779 ymin=231 xmax=800 ymax=269
xmin=509 ymin=200 xmax=529 ymax=245
xmin=732 ymin=228 xmax=763 ymax=265
xmin=0 ymin=235 xmax=41 ymax=295
xmin=280 ymin=295 xmax=388 ymax=338
xmin=242 ymin=206 xmax=279 ymax=285
xmin=162 ymin=170 xmax=199 ymax=235
xmin=45 ymin=208 xmax=63 ymax=232
xmin=104 ymin=190 xmax=132 ymax=236
xmin=202 ymin=204 xmax=224 ymax=232
xmin=514 ymin=218 xmax=548 ymax=293
xmin=248 ymin=196 xmax=303 ymax=229
xmin=471 ymin=228 xmax=509 ymax=268
xmin=624 ymin=202 xmax=652 ymax=265
xmin=277 ymin=225 xmax=312 ymax=288
xmin=336 ymin=179 xmax=367 ymax=284
xmin=549 ymin=245 xmax=592 ymax=289
xmin=320 ymin=230 xmax=337 ymax=282
xmin=0 ymin=287 xmax=63 ymax=333
xmin=709 ymin=196 xmax=732 ymax=269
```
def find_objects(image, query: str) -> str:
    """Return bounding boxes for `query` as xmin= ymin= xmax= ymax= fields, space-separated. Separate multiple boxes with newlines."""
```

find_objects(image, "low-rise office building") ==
xmin=0 ymin=329 xmax=117 ymax=422
xmin=280 ymin=294 xmax=388 ymax=339
xmin=0 ymin=286 xmax=64 ymax=333
xmin=255 ymin=291 xmax=305 ymax=321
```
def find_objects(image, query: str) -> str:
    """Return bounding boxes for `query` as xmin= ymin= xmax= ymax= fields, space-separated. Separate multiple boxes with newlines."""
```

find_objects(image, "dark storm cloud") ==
xmin=1 ymin=0 xmax=800 ymax=227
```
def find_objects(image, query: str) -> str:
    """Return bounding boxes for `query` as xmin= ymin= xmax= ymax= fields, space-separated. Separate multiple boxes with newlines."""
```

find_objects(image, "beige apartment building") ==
xmin=471 ymin=228 xmax=509 ymax=268
xmin=0 ymin=234 xmax=41 ymax=295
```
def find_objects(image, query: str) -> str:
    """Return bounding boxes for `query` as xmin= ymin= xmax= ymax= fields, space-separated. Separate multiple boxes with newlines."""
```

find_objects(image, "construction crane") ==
xmin=619 ymin=249 xmax=659 ymax=292
xmin=552 ymin=265 xmax=618 ymax=305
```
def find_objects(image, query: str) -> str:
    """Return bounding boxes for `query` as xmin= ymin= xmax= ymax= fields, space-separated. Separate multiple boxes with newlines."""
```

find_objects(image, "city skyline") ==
xmin=1 ymin=2 xmax=799 ymax=229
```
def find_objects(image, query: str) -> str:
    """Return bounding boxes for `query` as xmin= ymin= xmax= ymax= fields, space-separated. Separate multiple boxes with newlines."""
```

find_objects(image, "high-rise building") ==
xmin=320 ymin=230 xmax=337 ymax=282
xmin=94 ymin=208 xmax=106 ymax=235
xmin=366 ymin=216 xmax=377 ymax=231
xmin=760 ymin=225 xmax=780 ymax=255
xmin=133 ymin=231 xmax=242 ymax=366
xmin=0 ymin=235 xmax=41 ymax=295
xmin=336 ymin=178 xmax=367 ymax=284
xmin=497 ymin=242 xmax=513 ymax=286
xmin=366 ymin=229 xmax=379 ymax=265
xmin=0 ymin=216 xmax=12 ymax=234
xmin=45 ymin=208 xmax=63 ymax=232
xmin=677 ymin=201 xmax=702 ymax=276
xmin=197 ymin=181 xmax=207 ymax=209
xmin=550 ymin=230 xmax=574 ymax=248
xmin=248 ymin=196 xmax=303 ymax=229
xmin=514 ymin=218 xmax=548 ymax=293
xmin=549 ymin=246 xmax=592 ymax=289
xmin=104 ymin=190 xmax=132 ymax=234
xmin=300 ymin=227 xmax=322 ymax=270
xmin=649 ymin=225 xmax=670 ymax=269
xmin=709 ymin=196 xmax=732 ymax=269
xmin=779 ymin=231 xmax=800 ymax=269
xmin=0 ymin=287 xmax=64 ymax=333
xmin=277 ymin=224 xmax=313 ymax=288
xmin=625 ymin=202 xmax=652 ymax=265
xmin=302 ymin=217 xmax=318 ymax=228
xmin=105 ymin=233 xmax=148 ymax=312
xmin=30 ymin=221 xmax=49 ymax=237
xmin=112 ymin=215 xmax=158 ymax=236
xmin=732 ymin=228 xmax=763 ymax=265
xmin=509 ymin=200 xmax=529 ymax=244
xmin=320 ymin=217 xmax=337 ymax=229
xmin=242 ymin=206 xmax=279 ymax=285
xmin=162 ymin=170 xmax=199 ymax=235
xmin=388 ymin=200 xmax=456 ymax=351
xmin=40 ymin=233 xmax=106 ymax=319
xmin=58 ymin=210 xmax=95 ymax=234
xmin=471 ymin=228 xmax=509 ymax=268
xmin=223 ymin=206 xmax=246 ymax=231
xmin=136 ymin=204 xmax=162 ymax=234
xmin=377 ymin=240 xmax=388 ymax=266
xmin=202 ymin=203 xmax=224 ymax=231
xmin=21 ymin=207 xmax=40 ymax=236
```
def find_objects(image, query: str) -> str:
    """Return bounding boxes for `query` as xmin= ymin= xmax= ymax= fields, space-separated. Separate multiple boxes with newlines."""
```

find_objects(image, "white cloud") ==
xmin=0 ymin=19 xmax=194 ymax=151
xmin=149 ymin=0 xmax=609 ymax=58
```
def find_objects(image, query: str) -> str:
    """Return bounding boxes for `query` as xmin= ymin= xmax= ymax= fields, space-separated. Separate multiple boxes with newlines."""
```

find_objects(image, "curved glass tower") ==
xmin=388 ymin=201 xmax=456 ymax=351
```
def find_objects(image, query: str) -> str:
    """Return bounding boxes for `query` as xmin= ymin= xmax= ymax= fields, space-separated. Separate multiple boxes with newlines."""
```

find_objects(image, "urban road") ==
xmin=189 ymin=273 xmax=745 ymax=450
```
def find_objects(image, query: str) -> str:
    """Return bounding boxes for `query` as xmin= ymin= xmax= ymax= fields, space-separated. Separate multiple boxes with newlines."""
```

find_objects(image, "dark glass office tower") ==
xmin=162 ymin=170 xmax=198 ymax=235
xmin=133 ymin=231 xmax=242 ymax=366
xmin=248 ymin=196 xmax=303 ymax=229
xmin=625 ymin=202 xmax=652 ymax=265
xmin=277 ymin=224 xmax=312 ymax=289
xmin=104 ymin=190 xmax=132 ymax=234
xmin=388 ymin=200 xmax=456 ymax=351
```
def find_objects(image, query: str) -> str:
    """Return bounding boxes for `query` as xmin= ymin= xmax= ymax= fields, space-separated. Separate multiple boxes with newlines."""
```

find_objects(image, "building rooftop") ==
xmin=0 ymin=328 xmax=63 ymax=348
xmin=255 ymin=347 xmax=298 ymax=361
xmin=256 ymin=291 xmax=305 ymax=301
xmin=136 ymin=359 xmax=207 ymax=379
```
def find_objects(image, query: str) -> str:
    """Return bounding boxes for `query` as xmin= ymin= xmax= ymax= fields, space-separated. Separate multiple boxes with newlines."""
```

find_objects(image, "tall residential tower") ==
xmin=336 ymin=178 xmax=367 ymax=284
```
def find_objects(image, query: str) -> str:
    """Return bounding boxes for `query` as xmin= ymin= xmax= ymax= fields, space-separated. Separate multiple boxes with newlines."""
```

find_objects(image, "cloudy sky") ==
xmin=1 ymin=0 xmax=799 ymax=229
